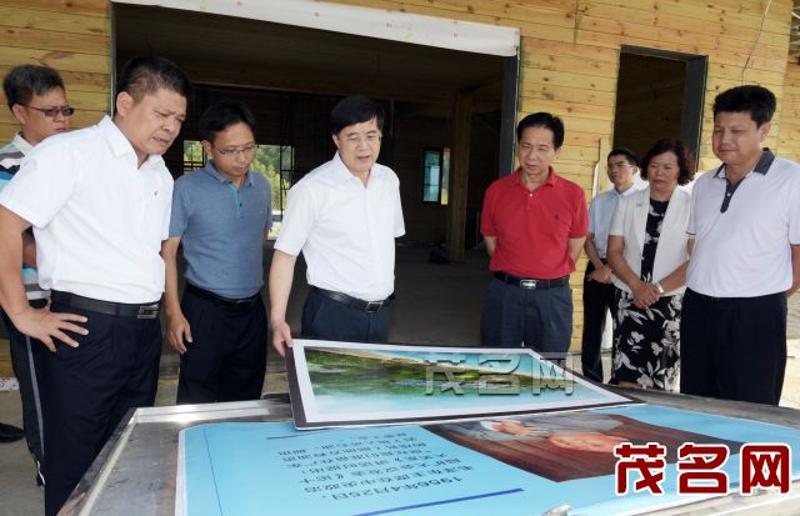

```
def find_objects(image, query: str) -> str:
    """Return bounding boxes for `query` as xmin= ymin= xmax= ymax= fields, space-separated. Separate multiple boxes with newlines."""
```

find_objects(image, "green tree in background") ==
xmin=183 ymin=141 xmax=290 ymax=211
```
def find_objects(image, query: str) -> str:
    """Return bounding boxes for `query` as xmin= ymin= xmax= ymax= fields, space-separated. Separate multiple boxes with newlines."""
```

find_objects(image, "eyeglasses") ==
xmin=213 ymin=143 xmax=257 ymax=158
xmin=343 ymin=133 xmax=381 ymax=146
xmin=25 ymin=105 xmax=75 ymax=118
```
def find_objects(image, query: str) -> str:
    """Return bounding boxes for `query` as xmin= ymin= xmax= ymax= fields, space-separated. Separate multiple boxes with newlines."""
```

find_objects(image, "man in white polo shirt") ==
xmin=0 ymin=56 xmax=190 ymax=515
xmin=269 ymin=95 xmax=404 ymax=356
xmin=681 ymin=85 xmax=800 ymax=406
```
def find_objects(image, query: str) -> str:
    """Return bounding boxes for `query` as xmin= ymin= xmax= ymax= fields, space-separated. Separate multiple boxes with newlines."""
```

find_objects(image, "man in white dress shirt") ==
xmin=581 ymin=148 xmax=639 ymax=382
xmin=0 ymin=56 xmax=191 ymax=515
xmin=270 ymin=95 xmax=405 ymax=356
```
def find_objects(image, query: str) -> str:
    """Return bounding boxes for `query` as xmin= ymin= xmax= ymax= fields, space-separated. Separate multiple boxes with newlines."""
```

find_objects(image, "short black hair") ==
xmin=116 ymin=56 xmax=192 ymax=102
xmin=640 ymin=138 xmax=695 ymax=186
xmin=198 ymin=101 xmax=256 ymax=143
xmin=3 ymin=65 xmax=65 ymax=110
xmin=330 ymin=95 xmax=384 ymax=135
xmin=713 ymin=85 xmax=776 ymax=127
xmin=607 ymin=147 xmax=639 ymax=167
xmin=516 ymin=112 xmax=564 ymax=150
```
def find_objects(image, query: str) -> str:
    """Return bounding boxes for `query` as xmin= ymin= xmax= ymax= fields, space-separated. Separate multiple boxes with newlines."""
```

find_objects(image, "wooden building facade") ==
xmin=0 ymin=0 xmax=797 ymax=351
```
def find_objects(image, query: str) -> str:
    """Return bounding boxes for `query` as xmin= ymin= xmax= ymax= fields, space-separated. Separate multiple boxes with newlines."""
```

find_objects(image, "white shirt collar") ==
xmin=331 ymin=151 xmax=383 ymax=184
xmin=11 ymin=132 xmax=34 ymax=155
xmin=616 ymin=183 xmax=638 ymax=197
xmin=99 ymin=115 xmax=164 ymax=170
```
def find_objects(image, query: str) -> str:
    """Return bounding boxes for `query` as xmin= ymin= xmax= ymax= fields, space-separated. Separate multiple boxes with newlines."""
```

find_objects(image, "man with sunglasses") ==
xmin=0 ymin=64 xmax=72 ymax=484
xmin=162 ymin=101 xmax=271 ymax=404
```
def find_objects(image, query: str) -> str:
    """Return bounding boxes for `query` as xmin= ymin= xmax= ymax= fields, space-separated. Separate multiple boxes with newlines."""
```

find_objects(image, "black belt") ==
xmin=311 ymin=286 xmax=394 ymax=313
xmin=185 ymin=283 xmax=260 ymax=308
xmin=50 ymin=291 xmax=160 ymax=319
xmin=493 ymin=272 xmax=569 ymax=290
xmin=686 ymin=288 xmax=781 ymax=303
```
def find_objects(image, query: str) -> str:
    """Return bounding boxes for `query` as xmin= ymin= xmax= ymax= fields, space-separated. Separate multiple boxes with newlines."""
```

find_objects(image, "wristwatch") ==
xmin=655 ymin=282 xmax=665 ymax=295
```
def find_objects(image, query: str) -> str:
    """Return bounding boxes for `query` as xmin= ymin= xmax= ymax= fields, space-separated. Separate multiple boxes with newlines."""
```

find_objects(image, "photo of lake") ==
xmin=290 ymin=340 xmax=634 ymax=426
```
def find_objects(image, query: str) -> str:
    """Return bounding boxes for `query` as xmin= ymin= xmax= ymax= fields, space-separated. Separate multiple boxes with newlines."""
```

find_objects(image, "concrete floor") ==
xmin=1 ymin=246 xmax=800 ymax=515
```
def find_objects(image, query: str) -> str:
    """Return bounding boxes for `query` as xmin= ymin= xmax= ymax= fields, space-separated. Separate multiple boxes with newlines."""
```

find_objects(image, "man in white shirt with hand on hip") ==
xmin=0 ymin=56 xmax=191 ymax=515
xmin=269 ymin=95 xmax=405 ymax=356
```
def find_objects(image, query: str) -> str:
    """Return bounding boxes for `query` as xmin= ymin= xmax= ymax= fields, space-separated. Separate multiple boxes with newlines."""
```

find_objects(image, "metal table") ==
xmin=63 ymin=390 xmax=800 ymax=515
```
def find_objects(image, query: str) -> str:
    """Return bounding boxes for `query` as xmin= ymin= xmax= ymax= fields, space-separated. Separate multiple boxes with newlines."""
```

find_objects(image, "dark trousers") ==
xmin=580 ymin=262 xmax=616 ymax=382
xmin=39 ymin=299 xmax=162 ymax=516
xmin=680 ymin=289 xmax=787 ymax=405
xmin=480 ymin=278 xmax=573 ymax=355
xmin=176 ymin=289 xmax=268 ymax=404
xmin=1 ymin=299 xmax=46 ymax=481
xmin=301 ymin=288 xmax=393 ymax=342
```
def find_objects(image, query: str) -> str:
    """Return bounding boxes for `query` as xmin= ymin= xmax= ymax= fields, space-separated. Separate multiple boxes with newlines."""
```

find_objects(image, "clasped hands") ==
xmin=632 ymin=280 xmax=662 ymax=309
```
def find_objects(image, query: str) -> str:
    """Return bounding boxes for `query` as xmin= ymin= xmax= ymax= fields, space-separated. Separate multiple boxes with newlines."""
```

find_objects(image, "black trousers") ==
xmin=1 ymin=298 xmax=47 ymax=481
xmin=176 ymin=289 xmax=268 ymax=404
xmin=580 ymin=262 xmax=616 ymax=382
xmin=480 ymin=278 xmax=573 ymax=355
xmin=39 ymin=299 xmax=162 ymax=516
xmin=301 ymin=288 xmax=393 ymax=343
xmin=680 ymin=289 xmax=787 ymax=405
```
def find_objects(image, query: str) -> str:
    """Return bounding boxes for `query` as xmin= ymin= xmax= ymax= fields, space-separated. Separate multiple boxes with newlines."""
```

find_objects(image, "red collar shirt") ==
xmin=480 ymin=168 xmax=588 ymax=279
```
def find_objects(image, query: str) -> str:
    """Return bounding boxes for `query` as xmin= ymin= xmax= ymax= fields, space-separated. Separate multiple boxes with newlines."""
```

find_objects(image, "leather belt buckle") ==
xmin=137 ymin=304 xmax=160 ymax=319
xmin=365 ymin=300 xmax=383 ymax=313
xmin=520 ymin=279 xmax=538 ymax=289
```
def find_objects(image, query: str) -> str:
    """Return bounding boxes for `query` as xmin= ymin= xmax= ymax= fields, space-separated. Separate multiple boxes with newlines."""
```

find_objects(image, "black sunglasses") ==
xmin=25 ymin=105 xmax=75 ymax=117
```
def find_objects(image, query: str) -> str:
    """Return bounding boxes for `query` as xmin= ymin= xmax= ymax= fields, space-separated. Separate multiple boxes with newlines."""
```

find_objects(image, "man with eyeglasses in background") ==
xmin=162 ymin=101 xmax=272 ymax=404
xmin=269 ymin=95 xmax=405 ymax=356
xmin=580 ymin=148 xmax=640 ymax=383
xmin=0 ymin=64 xmax=72 ymax=485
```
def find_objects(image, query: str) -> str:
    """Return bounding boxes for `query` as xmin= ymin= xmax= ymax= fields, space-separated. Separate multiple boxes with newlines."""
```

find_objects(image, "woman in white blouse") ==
xmin=607 ymin=138 xmax=695 ymax=391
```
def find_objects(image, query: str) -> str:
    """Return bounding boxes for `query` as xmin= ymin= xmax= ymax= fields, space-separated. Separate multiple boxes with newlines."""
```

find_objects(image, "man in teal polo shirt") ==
xmin=162 ymin=101 xmax=272 ymax=404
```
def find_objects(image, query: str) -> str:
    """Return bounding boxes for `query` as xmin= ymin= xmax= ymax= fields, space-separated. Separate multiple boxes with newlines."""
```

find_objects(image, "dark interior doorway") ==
xmin=612 ymin=46 xmax=707 ymax=162
xmin=113 ymin=4 xmax=513 ymax=251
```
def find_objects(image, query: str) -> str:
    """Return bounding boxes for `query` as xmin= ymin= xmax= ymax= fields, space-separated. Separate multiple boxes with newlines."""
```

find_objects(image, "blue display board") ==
xmin=177 ymin=405 xmax=800 ymax=515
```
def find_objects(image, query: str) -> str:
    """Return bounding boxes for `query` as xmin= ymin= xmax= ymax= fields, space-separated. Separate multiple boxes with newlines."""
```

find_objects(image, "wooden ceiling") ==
xmin=114 ymin=4 xmax=504 ymax=110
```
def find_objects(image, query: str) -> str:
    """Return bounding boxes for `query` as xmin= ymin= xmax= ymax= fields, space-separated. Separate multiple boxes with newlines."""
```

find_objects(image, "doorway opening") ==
xmin=612 ymin=46 xmax=707 ymax=162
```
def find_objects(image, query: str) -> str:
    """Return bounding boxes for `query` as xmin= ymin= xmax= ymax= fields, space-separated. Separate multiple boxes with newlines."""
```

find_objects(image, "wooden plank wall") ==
xmin=0 ymin=0 xmax=793 ymax=351
xmin=0 ymin=0 xmax=111 ymax=141
xmin=780 ymin=59 xmax=800 ymax=163
xmin=334 ymin=0 xmax=793 ymax=348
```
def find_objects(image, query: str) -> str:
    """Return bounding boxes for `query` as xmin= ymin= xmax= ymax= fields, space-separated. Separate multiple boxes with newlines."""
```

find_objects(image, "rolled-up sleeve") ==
xmin=274 ymin=181 xmax=316 ymax=257
xmin=609 ymin=196 xmax=627 ymax=237
xmin=0 ymin=143 xmax=77 ymax=228
xmin=393 ymin=179 xmax=405 ymax=238
xmin=168 ymin=178 xmax=190 ymax=239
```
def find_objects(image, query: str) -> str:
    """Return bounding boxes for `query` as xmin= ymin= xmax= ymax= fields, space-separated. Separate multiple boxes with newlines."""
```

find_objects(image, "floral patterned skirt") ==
xmin=611 ymin=287 xmax=683 ymax=391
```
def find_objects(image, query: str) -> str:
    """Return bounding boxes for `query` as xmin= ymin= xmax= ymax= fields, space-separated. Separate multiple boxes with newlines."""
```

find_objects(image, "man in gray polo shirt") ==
xmin=162 ymin=101 xmax=271 ymax=404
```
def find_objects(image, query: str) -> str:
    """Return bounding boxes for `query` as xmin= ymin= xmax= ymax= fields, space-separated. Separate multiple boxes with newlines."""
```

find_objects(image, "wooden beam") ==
xmin=446 ymin=92 xmax=472 ymax=262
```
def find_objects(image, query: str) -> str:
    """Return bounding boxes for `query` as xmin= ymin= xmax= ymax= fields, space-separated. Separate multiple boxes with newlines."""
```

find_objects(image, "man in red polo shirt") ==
xmin=480 ymin=112 xmax=588 ymax=354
